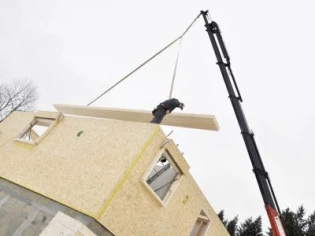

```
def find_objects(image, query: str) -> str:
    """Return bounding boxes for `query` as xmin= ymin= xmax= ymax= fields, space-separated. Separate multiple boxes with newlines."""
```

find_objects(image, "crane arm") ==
xmin=200 ymin=10 xmax=286 ymax=236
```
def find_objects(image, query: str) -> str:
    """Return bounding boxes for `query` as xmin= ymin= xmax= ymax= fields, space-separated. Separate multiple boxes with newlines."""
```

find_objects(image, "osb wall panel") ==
xmin=0 ymin=112 xmax=228 ymax=236
xmin=166 ymin=140 xmax=190 ymax=174
xmin=100 ymin=131 xmax=229 ymax=236
xmin=0 ymin=111 xmax=159 ymax=218
xmin=0 ymin=112 xmax=34 ymax=145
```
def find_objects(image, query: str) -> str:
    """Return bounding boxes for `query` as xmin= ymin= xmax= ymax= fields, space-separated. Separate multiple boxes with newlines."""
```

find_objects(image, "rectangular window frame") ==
xmin=190 ymin=210 xmax=211 ymax=236
xmin=15 ymin=116 xmax=58 ymax=145
xmin=141 ymin=148 xmax=183 ymax=207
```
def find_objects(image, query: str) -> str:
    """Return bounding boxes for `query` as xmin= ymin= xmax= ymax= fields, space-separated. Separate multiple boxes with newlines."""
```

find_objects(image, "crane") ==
xmin=200 ymin=10 xmax=286 ymax=236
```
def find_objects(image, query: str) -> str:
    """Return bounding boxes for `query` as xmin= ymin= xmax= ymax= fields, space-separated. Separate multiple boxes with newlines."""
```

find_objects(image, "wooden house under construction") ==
xmin=0 ymin=105 xmax=229 ymax=236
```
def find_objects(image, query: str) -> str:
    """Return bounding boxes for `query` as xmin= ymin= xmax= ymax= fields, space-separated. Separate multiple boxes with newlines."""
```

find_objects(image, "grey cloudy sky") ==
xmin=1 ymin=0 xmax=315 ymax=232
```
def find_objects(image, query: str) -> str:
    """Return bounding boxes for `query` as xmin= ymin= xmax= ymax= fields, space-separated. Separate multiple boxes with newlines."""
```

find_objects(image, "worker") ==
xmin=151 ymin=98 xmax=185 ymax=124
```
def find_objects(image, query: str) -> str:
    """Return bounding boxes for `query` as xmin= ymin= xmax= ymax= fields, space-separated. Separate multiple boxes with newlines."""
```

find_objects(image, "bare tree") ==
xmin=0 ymin=79 xmax=38 ymax=122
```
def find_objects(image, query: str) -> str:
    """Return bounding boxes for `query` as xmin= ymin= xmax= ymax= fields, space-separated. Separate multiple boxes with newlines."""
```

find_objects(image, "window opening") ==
xmin=146 ymin=151 xmax=181 ymax=201
xmin=190 ymin=210 xmax=211 ymax=236
xmin=20 ymin=118 xmax=54 ymax=142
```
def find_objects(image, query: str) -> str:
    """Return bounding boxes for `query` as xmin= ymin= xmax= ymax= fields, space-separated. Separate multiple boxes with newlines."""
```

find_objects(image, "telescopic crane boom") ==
xmin=200 ymin=10 xmax=286 ymax=236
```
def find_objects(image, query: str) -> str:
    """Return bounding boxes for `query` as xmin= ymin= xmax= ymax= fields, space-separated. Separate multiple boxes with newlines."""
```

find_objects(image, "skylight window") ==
xmin=17 ymin=117 xmax=56 ymax=144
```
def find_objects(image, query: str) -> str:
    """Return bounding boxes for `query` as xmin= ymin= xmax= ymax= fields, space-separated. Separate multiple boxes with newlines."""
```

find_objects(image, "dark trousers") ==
xmin=150 ymin=107 xmax=167 ymax=124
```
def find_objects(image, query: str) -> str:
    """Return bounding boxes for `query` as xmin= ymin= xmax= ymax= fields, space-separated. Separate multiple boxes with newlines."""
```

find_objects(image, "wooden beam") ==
xmin=34 ymin=111 xmax=61 ymax=119
xmin=53 ymin=104 xmax=219 ymax=131
xmin=30 ymin=129 xmax=39 ymax=141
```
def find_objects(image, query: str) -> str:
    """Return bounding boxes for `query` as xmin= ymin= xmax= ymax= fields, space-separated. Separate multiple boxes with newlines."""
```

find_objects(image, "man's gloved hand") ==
xmin=179 ymin=102 xmax=185 ymax=110
xmin=152 ymin=108 xmax=157 ymax=116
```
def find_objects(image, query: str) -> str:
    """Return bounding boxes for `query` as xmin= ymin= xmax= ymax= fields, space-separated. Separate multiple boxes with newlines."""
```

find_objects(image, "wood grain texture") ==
xmin=53 ymin=104 xmax=219 ymax=131
xmin=0 ymin=111 xmax=229 ymax=236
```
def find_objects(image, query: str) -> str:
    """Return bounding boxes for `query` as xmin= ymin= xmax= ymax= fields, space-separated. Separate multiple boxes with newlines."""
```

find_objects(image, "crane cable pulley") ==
xmin=87 ymin=13 xmax=201 ymax=106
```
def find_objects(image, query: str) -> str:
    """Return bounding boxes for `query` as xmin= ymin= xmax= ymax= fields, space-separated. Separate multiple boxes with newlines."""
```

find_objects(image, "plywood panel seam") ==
xmin=96 ymin=127 xmax=161 ymax=220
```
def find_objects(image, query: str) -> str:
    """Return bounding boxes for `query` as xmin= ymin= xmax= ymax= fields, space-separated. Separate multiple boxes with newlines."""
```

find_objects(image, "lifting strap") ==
xmin=87 ymin=36 xmax=181 ymax=106
xmin=87 ymin=13 xmax=201 ymax=106
xmin=168 ymin=13 xmax=201 ymax=99
xmin=168 ymin=38 xmax=182 ymax=99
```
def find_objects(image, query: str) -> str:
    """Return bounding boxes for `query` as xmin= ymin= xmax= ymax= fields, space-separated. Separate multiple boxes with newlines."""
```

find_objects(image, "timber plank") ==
xmin=53 ymin=104 xmax=219 ymax=131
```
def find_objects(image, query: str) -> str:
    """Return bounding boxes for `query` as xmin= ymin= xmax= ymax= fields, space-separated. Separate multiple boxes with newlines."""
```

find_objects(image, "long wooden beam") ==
xmin=53 ymin=104 xmax=219 ymax=131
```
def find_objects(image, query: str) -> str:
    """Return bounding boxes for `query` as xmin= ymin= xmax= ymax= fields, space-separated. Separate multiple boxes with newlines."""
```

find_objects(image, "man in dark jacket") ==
xmin=151 ymin=98 xmax=185 ymax=124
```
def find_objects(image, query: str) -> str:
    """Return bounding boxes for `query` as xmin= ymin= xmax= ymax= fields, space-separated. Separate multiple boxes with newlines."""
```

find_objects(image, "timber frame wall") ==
xmin=0 ymin=111 xmax=229 ymax=236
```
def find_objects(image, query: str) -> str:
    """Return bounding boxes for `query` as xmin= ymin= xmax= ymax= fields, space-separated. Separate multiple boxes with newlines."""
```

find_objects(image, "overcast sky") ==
xmin=1 ymin=0 xmax=315 ymax=233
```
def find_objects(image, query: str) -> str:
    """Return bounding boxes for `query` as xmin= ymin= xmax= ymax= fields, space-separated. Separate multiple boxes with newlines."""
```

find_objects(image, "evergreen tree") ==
xmin=306 ymin=211 xmax=315 ymax=236
xmin=218 ymin=210 xmax=228 ymax=227
xmin=267 ymin=206 xmax=315 ymax=236
xmin=237 ymin=216 xmax=262 ymax=236
xmin=226 ymin=216 xmax=239 ymax=236
xmin=217 ymin=210 xmax=238 ymax=236
xmin=219 ymin=206 xmax=315 ymax=236
xmin=217 ymin=211 xmax=260 ymax=236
